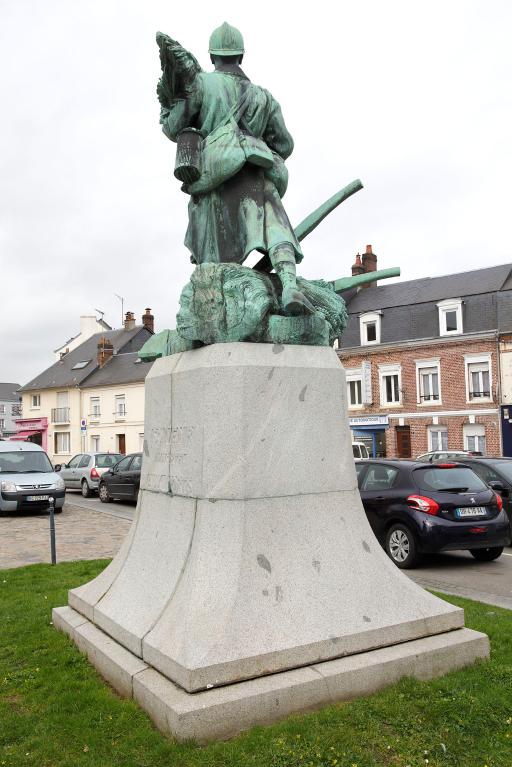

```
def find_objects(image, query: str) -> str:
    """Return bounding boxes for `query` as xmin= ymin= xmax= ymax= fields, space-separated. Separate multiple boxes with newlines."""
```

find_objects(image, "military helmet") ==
xmin=209 ymin=22 xmax=244 ymax=56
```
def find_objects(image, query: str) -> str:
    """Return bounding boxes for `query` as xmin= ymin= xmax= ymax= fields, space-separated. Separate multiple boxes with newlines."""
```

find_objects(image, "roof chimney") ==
xmin=361 ymin=244 xmax=378 ymax=288
xmin=97 ymin=337 xmax=114 ymax=368
xmin=124 ymin=311 xmax=136 ymax=331
xmin=142 ymin=307 xmax=154 ymax=333
xmin=351 ymin=253 xmax=365 ymax=277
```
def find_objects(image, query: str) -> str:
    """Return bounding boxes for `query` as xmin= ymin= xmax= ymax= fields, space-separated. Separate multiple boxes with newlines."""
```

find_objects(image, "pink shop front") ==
xmin=11 ymin=417 xmax=48 ymax=451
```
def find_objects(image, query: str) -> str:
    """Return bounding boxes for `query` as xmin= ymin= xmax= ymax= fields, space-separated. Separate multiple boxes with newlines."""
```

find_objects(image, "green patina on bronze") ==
xmin=140 ymin=25 xmax=400 ymax=361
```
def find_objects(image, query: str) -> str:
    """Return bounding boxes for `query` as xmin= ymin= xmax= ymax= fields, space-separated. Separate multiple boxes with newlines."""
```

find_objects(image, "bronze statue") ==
xmin=140 ymin=23 xmax=396 ymax=360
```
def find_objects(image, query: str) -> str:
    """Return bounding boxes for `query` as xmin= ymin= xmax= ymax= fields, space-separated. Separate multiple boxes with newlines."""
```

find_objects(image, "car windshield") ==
xmin=0 ymin=450 xmax=53 ymax=474
xmin=95 ymin=453 xmax=122 ymax=468
xmin=413 ymin=466 xmax=488 ymax=493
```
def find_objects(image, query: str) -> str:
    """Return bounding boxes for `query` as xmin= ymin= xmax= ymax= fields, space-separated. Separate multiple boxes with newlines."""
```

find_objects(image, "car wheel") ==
xmin=99 ymin=482 xmax=111 ymax=503
xmin=54 ymin=508 xmax=63 ymax=514
xmin=81 ymin=480 xmax=92 ymax=498
xmin=385 ymin=524 xmax=420 ymax=569
xmin=470 ymin=546 xmax=503 ymax=562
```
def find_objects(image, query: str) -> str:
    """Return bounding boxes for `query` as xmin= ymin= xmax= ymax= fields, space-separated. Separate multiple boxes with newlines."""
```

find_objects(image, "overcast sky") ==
xmin=1 ymin=0 xmax=511 ymax=385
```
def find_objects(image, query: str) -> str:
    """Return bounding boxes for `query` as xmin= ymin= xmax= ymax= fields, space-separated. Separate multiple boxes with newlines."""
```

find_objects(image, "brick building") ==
xmin=337 ymin=251 xmax=512 ymax=458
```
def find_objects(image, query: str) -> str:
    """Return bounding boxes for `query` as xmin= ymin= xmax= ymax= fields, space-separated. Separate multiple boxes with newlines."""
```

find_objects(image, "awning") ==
xmin=9 ymin=430 xmax=41 ymax=440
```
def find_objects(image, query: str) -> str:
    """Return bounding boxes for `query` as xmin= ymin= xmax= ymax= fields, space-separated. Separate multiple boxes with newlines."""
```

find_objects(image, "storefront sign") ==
xmin=15 ymin=418 xmax=48 ymax=431
xmin=349 ymin=415 xmax=389 ymax=427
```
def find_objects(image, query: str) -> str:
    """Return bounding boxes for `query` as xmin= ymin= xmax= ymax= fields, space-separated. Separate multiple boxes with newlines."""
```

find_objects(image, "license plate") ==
xmin=456 ymin=506 xmax=487 ymax=518
xmin=26 ymin=495 xmax=50 ymax=502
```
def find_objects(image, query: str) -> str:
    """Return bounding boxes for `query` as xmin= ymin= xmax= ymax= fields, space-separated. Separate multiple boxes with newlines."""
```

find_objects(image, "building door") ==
xmin=117 ymin=433 xmax=126 ymax=454
xmin=501 ymin=406 xmax=512 ymax=457
xmin=396 ymin=426 xmax=411 ymax=458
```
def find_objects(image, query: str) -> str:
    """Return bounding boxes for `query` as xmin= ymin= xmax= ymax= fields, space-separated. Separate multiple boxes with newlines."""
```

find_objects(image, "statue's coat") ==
xmin=161 ymin=65 xmax=303 ymax=265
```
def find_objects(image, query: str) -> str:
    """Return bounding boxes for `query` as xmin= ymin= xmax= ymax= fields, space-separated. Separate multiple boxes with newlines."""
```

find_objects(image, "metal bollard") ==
xmin=49 ymin=497 xmax=56 ymax=565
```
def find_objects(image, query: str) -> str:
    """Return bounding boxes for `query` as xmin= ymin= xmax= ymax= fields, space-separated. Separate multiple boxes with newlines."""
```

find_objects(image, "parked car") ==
xmin=0 ymin=441 xmax=65 ymax=515
xmin=352 ymin=441 xmax=369 ymax=459
xmin=56 ymin=452 xmax=122 ymax=497
xmin=416 ymin=450 xmax=481 ymax=462
xmin=457 ymin=457 xmax=512 ymax=535
xmin=355 ymin=459 xmax=511 ymax=568
xmin=98 ymin=452 xmax=142 ymax=503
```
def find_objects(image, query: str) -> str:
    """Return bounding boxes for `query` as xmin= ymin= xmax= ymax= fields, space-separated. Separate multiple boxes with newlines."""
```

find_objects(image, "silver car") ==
xmin=56 ymin=452 xmax=122 ymax=497
xmin=416 ymin=450 xmax=480 ymax=463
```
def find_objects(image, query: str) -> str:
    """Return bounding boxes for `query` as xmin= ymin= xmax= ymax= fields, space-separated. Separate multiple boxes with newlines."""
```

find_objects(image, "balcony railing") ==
xmin=51 ymin=407 xmax=70 ymax=424
xmin=114 ymin=406 xmax=127 ymax=421
xmin=469 ymin=390 xmax=491 ymax=400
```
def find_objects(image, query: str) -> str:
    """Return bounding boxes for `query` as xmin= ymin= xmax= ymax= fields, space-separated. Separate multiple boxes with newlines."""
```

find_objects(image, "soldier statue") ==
xmin=140 ymin=23 xmax=396 ymax=361
xmin=160 ymin=22 xmax=313 ymax=317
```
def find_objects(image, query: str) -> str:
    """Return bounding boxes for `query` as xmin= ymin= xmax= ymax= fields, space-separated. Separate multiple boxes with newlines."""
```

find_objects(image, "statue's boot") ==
xmin=270 ymin=243 xmax=315 ymax=316
xmin=281 ymin=286 xmax=316 ymax=316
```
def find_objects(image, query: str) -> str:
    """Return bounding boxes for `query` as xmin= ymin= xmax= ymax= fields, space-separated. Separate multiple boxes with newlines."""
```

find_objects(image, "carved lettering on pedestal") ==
xmin=169 ymin=426 xmax=199 ymax=497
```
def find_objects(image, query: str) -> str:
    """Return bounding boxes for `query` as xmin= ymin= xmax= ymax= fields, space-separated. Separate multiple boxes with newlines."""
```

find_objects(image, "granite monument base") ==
xmin=54 ymin=343 xmax=489 ymax=741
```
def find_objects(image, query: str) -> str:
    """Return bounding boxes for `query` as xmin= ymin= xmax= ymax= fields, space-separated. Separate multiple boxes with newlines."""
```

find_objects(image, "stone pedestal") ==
xmin=54 ymin=343 xmax=489 ymax=741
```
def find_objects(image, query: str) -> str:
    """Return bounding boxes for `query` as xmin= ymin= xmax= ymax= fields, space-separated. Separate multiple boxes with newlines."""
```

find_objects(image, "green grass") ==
xmin=1 ymin=561 xmax=511 ymax=767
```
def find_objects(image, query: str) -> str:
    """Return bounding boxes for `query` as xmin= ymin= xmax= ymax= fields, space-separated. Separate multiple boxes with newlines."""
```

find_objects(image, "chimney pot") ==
xmin=361 ymin=244 xmax=378 ymax=287
xmin=97 ymin=337 xmax=114 ymax=367
xmin=124 ymin=311 xmax=136 ymax=331
xmin=142 ymin=307 xmax=155 ymax=333
xmin=351 ymin=252 xmax=365 ymax=278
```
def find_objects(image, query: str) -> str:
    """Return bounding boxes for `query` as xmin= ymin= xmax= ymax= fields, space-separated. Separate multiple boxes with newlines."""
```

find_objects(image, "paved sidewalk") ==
xmin=0 ymin=502 xmax=131 ymax=570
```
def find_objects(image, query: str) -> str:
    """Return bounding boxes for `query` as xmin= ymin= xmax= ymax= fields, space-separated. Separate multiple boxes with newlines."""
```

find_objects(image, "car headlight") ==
xmin=53 ymin=477 xmax=65 ymax=490
xmin=1 ymin=481 xmax=17 ymax=493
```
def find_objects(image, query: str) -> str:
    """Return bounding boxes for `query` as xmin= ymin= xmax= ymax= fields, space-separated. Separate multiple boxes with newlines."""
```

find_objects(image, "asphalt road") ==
xmin=66 ymin=491 xmax=512 ymax=611
xmin=407 ymin=549 xmax=512 ymax=610
xmin=63 ymin=490 xmax=135 ymax=521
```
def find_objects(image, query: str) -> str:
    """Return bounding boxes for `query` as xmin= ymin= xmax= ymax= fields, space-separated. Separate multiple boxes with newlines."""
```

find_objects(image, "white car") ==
xmin=352 ymin=441 xmax=369 ymax=459
xmin=0 ymin=441 xmax=65 ymax=515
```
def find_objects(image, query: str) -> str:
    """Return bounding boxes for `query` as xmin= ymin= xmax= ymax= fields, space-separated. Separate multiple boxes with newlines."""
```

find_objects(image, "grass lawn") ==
xmin=1 ymin=560 xmax=511 ymax=767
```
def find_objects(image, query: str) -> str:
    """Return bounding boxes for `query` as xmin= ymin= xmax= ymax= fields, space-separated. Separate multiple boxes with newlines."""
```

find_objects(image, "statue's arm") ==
xmin=263 ymin=95 xmax=294 ymax=160
xmin=160 ymin=78 xmax=203 ymax=142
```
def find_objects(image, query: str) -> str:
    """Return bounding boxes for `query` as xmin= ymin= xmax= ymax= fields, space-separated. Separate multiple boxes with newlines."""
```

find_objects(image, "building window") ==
xmin=347 ymin=379 xmax=362 ymax=407
xmin=437 ymin=299 xmax=463 ymax=336
xmin=465 ymin=354 xmax=492 ymax=402
xmin=416 ymin=359 xmax=441 ymax=404
xmin=463 ymin=423 xmax=486 ymax=454
xmin=11 ymin=403 xmax=21 ymax=416
xmin=346 ymin=369 xmax=363 ymax=409
xmin=0 ymin=419 xmax=5 ymax=431
xmin=379 ymin=365 xmax=401 ymax=406
xmin=54 ymin=432 xmax=70 ymax=454
xmin=429 ymin=426 xmax=448 ymax=451
xmin=91 ymin=435 xmax=100 ymax=452
xmin=31 ymin=394 xmax=41 ymax=408
xmin=90 ymin=397 xmax=101 ymax=418
xmin=0 ymin=405 xmax=5 ymax=414
xmin=359 ymin=312 xmax=381 ymax=346
xmin=115 ymin=395 xmax=126 ymax=418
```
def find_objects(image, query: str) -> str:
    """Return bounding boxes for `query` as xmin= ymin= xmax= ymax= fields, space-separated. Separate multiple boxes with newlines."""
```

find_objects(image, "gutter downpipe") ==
xmin=496 ymin=330 xmax=503 ymax=454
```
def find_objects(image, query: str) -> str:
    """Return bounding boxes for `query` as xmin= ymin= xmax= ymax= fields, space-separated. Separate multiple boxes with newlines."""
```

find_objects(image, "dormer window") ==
xmin=360 ymin=312 xmax=381 ymax=346
xmin=437 ymin=299 xmax=463 ymax=336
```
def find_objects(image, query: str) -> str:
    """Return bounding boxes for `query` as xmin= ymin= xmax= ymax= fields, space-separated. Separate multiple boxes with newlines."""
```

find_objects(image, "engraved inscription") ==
xmin=169 ymin=425 xmax=200 ymax=497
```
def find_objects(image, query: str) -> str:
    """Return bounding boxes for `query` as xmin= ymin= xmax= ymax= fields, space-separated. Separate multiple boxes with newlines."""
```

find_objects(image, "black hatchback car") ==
xmin=99 ymin=452 xmax=142 ymax=503
xmin=456 ymin=457 xmax=512 ymax=536
xmin=355 ymin=460 xmax=511 ymax=568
